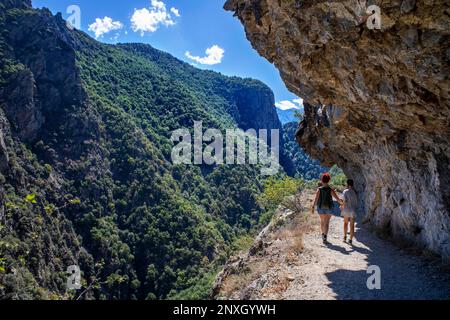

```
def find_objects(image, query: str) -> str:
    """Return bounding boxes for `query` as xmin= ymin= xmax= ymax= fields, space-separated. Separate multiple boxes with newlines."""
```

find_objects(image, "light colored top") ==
xmin=343 ymin=188 xmax=358 ymax=214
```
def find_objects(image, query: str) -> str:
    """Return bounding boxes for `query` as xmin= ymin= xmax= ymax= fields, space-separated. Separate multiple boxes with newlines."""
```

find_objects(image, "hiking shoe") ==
xmin=348 ymin=239 xmax=353 ymax=245
xmin=322 ymin=234 xmax=328 ymax=243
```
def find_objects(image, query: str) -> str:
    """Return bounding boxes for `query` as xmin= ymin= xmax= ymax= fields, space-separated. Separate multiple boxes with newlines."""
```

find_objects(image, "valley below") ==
xmin=0 ymin=0 xmax=324 ymax=300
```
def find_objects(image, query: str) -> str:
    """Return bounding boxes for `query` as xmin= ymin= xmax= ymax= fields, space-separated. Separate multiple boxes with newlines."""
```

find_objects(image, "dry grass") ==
xmin=218 ymin=259 xmax=271 ymax=298
xmin=273 ymin=210 xmax=313 ymax=255
xmin=259 ymin=273 xmax=291 ymax=297
xmin=289 ymin=231 xmax=305 ymax=254
xmin=281 ymin=193 xmax=304 ymax=214
xmin=219 ymin=273 xmax=250 ymax=297
xmin=217 ymin=192 xmax=317 ymax=299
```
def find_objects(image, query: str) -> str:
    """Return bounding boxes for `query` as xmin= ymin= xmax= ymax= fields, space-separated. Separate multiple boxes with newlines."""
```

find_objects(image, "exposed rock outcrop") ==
xmin=232 ymin=84 xmax=297 ymax=175
xmin=1 ymin=4 xmax=87 ymax=143
xmin=233 ymin=84 xmax=281 ymax=131
xmin=0 ymin=126 xmax=8 ymax=173
xmin=2 ymin=69 xmax=44 ymax=142
xmin=225 ymin=0 xmax=450 ymax=257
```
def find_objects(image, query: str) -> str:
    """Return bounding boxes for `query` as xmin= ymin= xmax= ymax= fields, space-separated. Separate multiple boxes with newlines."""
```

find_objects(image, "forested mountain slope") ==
xmin=0 ymin=0 xmax=292 ymax=299
xmin=282 ymin=122 xmax=327 ymax=180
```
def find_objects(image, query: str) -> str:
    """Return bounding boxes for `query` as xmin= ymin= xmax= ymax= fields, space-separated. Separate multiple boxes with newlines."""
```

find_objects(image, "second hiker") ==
xmin=341 ymin=179 xmax=358 ymax=245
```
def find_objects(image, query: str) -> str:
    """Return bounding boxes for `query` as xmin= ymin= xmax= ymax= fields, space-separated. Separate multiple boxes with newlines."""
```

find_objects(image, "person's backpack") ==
xmin=318 ymin=186 xmax=333 ymax=210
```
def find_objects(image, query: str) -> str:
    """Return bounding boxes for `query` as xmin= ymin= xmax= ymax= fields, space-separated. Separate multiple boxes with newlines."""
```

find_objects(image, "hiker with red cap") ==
xmin=311 ymin=173 xmax=343 ymax=243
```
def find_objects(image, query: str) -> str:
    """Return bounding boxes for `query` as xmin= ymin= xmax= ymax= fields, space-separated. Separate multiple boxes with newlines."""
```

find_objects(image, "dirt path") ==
xmin=214 ymin=192 xmax=450 ymax=300
xmin=284 ymin=216 xmax=450 ymax=299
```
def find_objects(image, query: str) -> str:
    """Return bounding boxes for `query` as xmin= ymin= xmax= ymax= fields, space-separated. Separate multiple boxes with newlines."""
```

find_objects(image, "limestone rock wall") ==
xmin=225 ymin=0 xmax=450 ymax=258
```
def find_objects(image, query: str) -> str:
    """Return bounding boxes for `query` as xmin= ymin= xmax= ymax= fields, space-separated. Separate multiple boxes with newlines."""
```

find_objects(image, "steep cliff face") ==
xmin=233 ymin=84 xmax=281 ymax=131
xmin=231 ymin=84 xmax=296 ymax=174
xmin=2 ymin=0 xmax=32 ymax=10
xmin=225 ymin=0 xmax=450 ymax=258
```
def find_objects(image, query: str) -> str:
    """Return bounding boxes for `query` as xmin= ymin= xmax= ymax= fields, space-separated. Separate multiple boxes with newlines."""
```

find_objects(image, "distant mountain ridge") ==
xmin=282 ymin=122 xmax=327 ymax=180
xmin=276 ymin=108 xmax=299 ymax=124
xmin=0 ymin=1 xmax=295 ymax=299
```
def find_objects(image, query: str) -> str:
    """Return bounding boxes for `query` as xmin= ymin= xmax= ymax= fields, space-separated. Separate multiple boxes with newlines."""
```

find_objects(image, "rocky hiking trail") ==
xmin=213 ymin=192 xmax=450 ymax=300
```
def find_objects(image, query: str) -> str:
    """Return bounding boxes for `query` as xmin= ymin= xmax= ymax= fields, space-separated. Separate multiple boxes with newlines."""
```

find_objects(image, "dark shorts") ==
xmin=317 ymin=201 xmax=341 ymax=216
xmin=317 ymin=206 xmax=333 ymax=215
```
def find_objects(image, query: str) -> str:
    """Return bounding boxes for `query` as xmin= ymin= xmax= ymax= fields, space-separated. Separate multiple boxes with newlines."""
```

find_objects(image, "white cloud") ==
xmin=185 ymin=45 xmax=225 ymax=65
xmin=131 ymin=0 xmax=180 ymax=35
xmin=275 ymin=98 xmax=304 ymax=110
xmin=170 ymin=7 xmax=180 ymax=17
xmin=152 ymin=0 xmax=165 ymax=10
xmin=275 ymin=100 xmax=299 ymax=110
xmin=293 ymin=98 xmax=304 ymax=106
xmin=88 ymin=17 xmax=123 ymax=39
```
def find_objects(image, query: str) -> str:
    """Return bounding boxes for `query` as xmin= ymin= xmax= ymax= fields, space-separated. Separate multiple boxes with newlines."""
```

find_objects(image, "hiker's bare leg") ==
xmin=344 ymin=217 xmax=349 ymax=239
xmin=319 ymin=214 xmax=326 ymax=235
xmin=324 ymin=214 xmax=332 ymax=235
xmin=349 ymin=218 xmax=356 ymax=240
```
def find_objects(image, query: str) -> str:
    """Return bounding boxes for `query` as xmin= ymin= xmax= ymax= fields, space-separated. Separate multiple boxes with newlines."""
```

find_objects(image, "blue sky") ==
xmin=32 ymin=0 xmax=302 ymax=110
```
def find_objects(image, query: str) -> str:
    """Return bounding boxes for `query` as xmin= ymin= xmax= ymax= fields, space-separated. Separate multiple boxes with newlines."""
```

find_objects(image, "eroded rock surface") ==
xmin=0 ymin=119 xmax=9 ymax=172
xmin=225 ymin=0 xmax=450 ymax=257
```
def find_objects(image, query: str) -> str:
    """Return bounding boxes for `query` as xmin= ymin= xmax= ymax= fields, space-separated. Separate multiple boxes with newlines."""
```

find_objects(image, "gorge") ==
xmin=0 ymin=0 xmax=306 ymax=299
xmin=0 ymin=0 xmax=449 ymax=301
